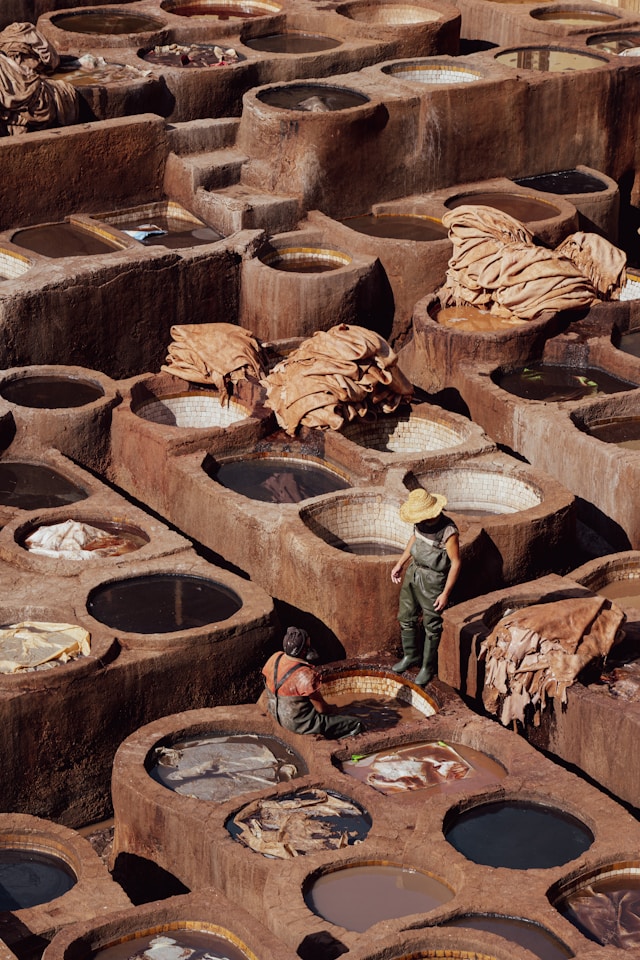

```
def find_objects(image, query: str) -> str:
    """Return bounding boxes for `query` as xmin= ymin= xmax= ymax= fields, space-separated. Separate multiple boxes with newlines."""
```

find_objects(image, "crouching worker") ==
xmin=262 ymin=627 xmax=364 ymax=739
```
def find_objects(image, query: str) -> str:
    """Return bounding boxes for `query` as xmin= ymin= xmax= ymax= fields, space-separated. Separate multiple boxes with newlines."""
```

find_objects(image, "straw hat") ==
xmin=400 ymin=488 xmax=447 ymax=523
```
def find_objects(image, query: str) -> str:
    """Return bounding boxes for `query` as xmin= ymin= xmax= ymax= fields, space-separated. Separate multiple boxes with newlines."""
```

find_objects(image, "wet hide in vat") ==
xmin=262 ymin=323 xmax=413 ymax=435
xmin=356 ymin=742 xmax=471 ymax=794
xmin=437 ymin=206 xmax=626 ymax=321
xmin=0 ymin=22 xmax=78 ymax=134
xmin=162 ymin=322 xmax=267 ymax=399
xmin=562 ymin=884 xmax=640 ymax=949
xmin=0 ymin=620 xmax=90 ymax=673
xmin=480 ymin=596 xmax=625 ymax=726
xmin=25 ymin=519 xmax=140 ymax=558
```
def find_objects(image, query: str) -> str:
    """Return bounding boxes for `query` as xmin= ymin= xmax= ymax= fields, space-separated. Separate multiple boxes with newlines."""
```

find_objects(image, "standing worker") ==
xmin=390 ymin=488 xmax=461 ymax=686
xmin=262 ymin=627 xmax=364 ymax=739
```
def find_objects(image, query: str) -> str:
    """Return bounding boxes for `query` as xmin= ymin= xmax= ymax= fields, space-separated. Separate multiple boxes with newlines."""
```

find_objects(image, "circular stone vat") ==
xmin=95 ymin=928 xmax=250 ymax=960
xmin=0 ymin=846 xmax=76 ymax=909
xmin=0 ymin=374 xmax=104 ymax=408
xmin=434 ymin=303 xmax=525 ymax=332
xmin=133 ymin=392 xmax=249 ymax=428
xmin=514 ymin=169 xmax=607 ymax=195
xmin=244 ymin=33 xmax=341 ymax=53
xmin=227 ymin=787 xmax=371 ymax=855
xmin=0 ymin=462 xmax=87 ymax=510
xmin=584 ymin=417 xmax=640 ymax=450
xmin=338 ymin=2 xmax=442 ymax=24
xmin=142 ymin=44 xmax=242 ymax=69
xmin=444 ymin=915 xmax=573 ymax=960
xmin=413 ymin=467 xmax=541 ymax=517
xmin=554 ymin=863 xmax=640 ymax=949
xmin=383 ymin=61 xmax=481 ymax=84
xmin=304 ymin=862 xmax=454 ymax=931
xmin=52 ymin=57 xmax=142 ymax=84
xmin=444 ymin=800 xmax=593 ymax=868
xmin=300 ymin=495 xmax=406 ymax=556
xmin=11 ymin=223 xmax=123 ymax=258
xmin=340 ymin=213 xmax=447 ymax=240
xmin=340 ymin=739 xmax=505 ymax=796
xmin=51 ymin=10 xmax=165 ymax=34
xmin=260 ymin=246 xmax=352 ymax=272
xmin=445 ymin=191 xmax=560 ymax=222
xmin=87 ymin=574 xmax=242 ymax=632
xmin=149 ymin=731 xmax=304 ymax=800
xmin=0 ymin=249 xmax=31 ymax=280
xmin=205 ymin=452 xmax=350 ymax=503
xmin=20 ymin=518 xmax=149 ymax=559
xmin=577 ymin=557 xmax=640 ymax=608
xmin=587 ymin=32 xmax=640 ymax=55
xmin=495 ymin=47 xmax=608 ymax=72
xmin=530 ymin=7 xmax=620 ymax=25
xmin=257 ymin=84 xmax=368 ymax=111
xmin=495 ymin=363 xmax=636 ymax=401
xmin=341 ymin=412 xmax=464 ymax=453
xmin=161 ymin=0 xmax=281 ymax=18
xmin=321 ymin=677 xmax=433 ymax=727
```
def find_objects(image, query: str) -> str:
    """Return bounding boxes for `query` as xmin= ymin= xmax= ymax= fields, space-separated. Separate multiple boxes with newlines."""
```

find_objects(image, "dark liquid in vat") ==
xmin=52 ymin=12 xmax=163 ymax=34
xmin=258 ymin=84 xmax=368 ymax=111
xmin=435 ymin=304 xmax=524 ymax=331
xmin=0 ymin=375 xmax=104 ymax=408
xmin=559 ymin=875 xmax=640 ymax=948
xmin=496 ymin=364 xmax=635 ymax=401
xmin=341 ymin=214 xmax=448 ymax=241
xmin=12 ymin=224 xmax=120 ymax=258
xmin=0 ymin=462 xmax=87 ymax=509
xmin=94 ymin=930 xmax=249 ymax=960
xmin=209 ymin=457 xmax=349 ymax=502
xmin=110 ymin=214 xmax=221 ymax=249
xmin=143 ymin=46 xmax=238 ymax=68
xmin=340 ymin=540 xmax=402 ymax=556
xmin=167 ymin=2 xmax=267 ymax=18
xmin=266 ymin=257 xmax=343 ymax=272
xmin=244 ymin=33 xmax=340 ymax=53
xmin=446 ymin=192 xmax=559 ymax=221
xmin=618 ymin=330 xmax=640 ymax=358
xmin=515 ymin=169 xmax=606 ymax=195
xmin=305 ymin=864 xmax=453 ymax=932
xmin=87 ymin=574 xmax=242 ymax=633
xmin=587 ymin=419 xmax=640 ymax=449
xmin=445 ymin=801 xmax=593 ymax=868
xmin=444 ymin=915 xmax=573 ymax=960
xmin=534 ymin=9 xmax=618 ymax=23
xmin=323 ymin=690 xmax=427 ymax=729
xmin=0 ymin=849 xmax=75 ymax=910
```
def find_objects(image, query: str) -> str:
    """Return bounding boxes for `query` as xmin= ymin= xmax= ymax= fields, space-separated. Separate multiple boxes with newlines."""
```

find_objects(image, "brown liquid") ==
xmin=0 ymin=375 xmax=104 ymax=408
xmin=305 ymin=864 xmax=453 ymax=932
xmin=534 ymin=9 xmax=618 ymax=23
xmin=110 ymin=214 xmax=221 ymax=248
xmin=23 ymin=521 xmax=148 ymax=558
xmin=495 ymin=48 xmax=606 ymax=72
xmin=496 ymin=364 xmax=636 ymax=401
xmin=341 ymin=214 xmax=448 ymax=241
xmin=12 ymin=224 xmax=121 ymax=258
xmin=258 ymin=84 xmax=368 ymax=111
xmin=52 ymin=12 xmax=164 ymax=34
xmin=435 ymin=305 xmax=525 ymax=331
xmin=588 ymin=32 xmax=640 ymax=55
xmin=94 ymin=929 xmax=249 ymax=960
xmin=515 ymin=169 xmax=606 ymax=195
xmin=618 ymin=330 xmax=640 ymax=358
xmin=52 ymin=59 xmax=135 ymax=85
xmin=166 ymin=1 xmax=270 ymax=18
xmin=597 ymin=578 xmax=640 ymax=607
xmin=340 ymin=540 xmax=402 ymax=556
xmin=444 ymin=916 xmax=573 ymax=960
xmin=244 ymin=33 xmax=340 ymax=53
xmin=142 ymin=46 xmax=238 ymax=68
xmin=0 ymin=849 xmax=76 ymax=910
xmin=341 ymin=740 xmax=506 ymax=796
xmin=266 ymin=257 xmax=343 ymax=272
xmin=322 ymin=691 xmax=427 ymax=729
xmin=0 ymin=462 xmax=87 ymax=509
xmin=587 ymin=419 xmax=640 ymax=449
xmin=559 ymin=875 xmax=640 ymax=948
xmin=208 ymin=457 xmax=349 ymax=502
xmin=446 ymin=191 xmax=559 ymax=222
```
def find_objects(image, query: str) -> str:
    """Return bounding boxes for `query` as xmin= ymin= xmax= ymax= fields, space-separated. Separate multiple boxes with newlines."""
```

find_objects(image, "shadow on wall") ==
xmin=112 ymin=852 xmax=190 ymax=906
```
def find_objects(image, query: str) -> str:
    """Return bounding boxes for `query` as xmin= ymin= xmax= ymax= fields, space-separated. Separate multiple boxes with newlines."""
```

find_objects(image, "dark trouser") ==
xmin=397 ymin=561 xmax=446 ymax=677
xmin=266 ymin=690 xmax=363 ymax=739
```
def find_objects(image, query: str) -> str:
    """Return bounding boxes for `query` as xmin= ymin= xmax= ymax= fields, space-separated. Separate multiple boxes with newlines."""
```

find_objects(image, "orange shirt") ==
xmin=262 ymin=651 xmax=320 ymax=698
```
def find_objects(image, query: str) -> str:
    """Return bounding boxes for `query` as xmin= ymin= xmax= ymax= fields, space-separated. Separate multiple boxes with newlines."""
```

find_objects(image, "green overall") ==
xmin=397 ymin=520 xmax=456 ymax=683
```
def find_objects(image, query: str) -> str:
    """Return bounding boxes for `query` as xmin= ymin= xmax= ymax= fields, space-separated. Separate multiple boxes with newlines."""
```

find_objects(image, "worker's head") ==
xmin=283 ymin=626 xmax=319 ymax=662
xmin=399 ymin=487 xmax=447 ymax=524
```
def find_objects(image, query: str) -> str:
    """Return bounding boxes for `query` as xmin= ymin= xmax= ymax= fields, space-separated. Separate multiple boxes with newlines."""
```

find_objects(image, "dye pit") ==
xmin=244 ymin=34 xmax=341 ymax=53
xmin=51 ymin=11 xmax=165 ymax=34
xmin=107 ymin=214 xmax=221 ymax=248
xmin=322 ymin=689 xmax=428 ymax=728
xmin=495 ymin=48 xmax=608 ymax=72
xmin=514 ymin=169 xmax=607 ymax=195
xmin=558 ymin=873 xmax=640 ymax=949
xmin=162 ymin=0 xmax=281 ymax=18
xmin=95 ymin=931 xmax=249 ymax=960
xmin=0 ymin=462 xmax=87 ymax=509
xmin=435 ymin=304 xmax=525 ymax=331
xmin=445 ymin=192 xmax=560 ymax=222
xmin=257 ymin=85 xmax=369 ymax=111
xmin=11 ymin=224 xmax=122 ymax=259
xmin=0 ymin=375 xmax=104 ymax=408
xmin=442 ymin=916 xmax=573 ymax=960
xmin=0 ymin=848 xmax=76 ymax=910
xmin=206 ymin=455 xmax=350 ymax=502
xmin=340 ymin=214 xmax=448 ymax=241
xmin=495 ymin=363 xmax=636 ymax=401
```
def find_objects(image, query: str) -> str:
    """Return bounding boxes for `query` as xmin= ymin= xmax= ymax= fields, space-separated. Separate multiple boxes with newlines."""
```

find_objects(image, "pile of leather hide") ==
xmin=480 ymin=596 xmax=625 ymax=726
xmin=162 ymin=322 xmax=267 ymax=398
xmin=262 ymin=323 xmax=413 ymax=435
xmin=437 ymin=205 xmax=626 ymax=321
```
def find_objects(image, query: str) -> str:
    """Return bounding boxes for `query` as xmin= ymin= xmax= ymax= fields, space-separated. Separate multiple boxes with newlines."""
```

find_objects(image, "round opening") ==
xmin=141 ymin=44 xmax=241 ymax=70
xmin=341 ymin=413 xmax=463 ymax=453
xmin=555 ymin=865 xmax=640 ymax=949
xmin=134 ymin=392 xmax=249 ymax=428
xmin=87 ymin=574 xmax=242 ymax=632
xmin=384 ymin=61 xmax=481 ymax=84
xmin=444 ymin=916 xmax=573 ymax=959
xmin=52 ymin=56 xmax=137 ymax=85
xmin=51 ymin=10 xmax=165 ymax=34
xmin=0 ymin=374 xmax=104 ymax=409
xmin=587 ymin=32 xmax=640 ymax=55
xmin=204 ymin=453 xmax=350 ymax=502
xmin=494 ymin=363 xmax=637 ymax=401
xmin=0 ymin=462 xmax=87 ymax=509
xmin=0 ymin=846 xmax=76 ymax=909
xmin=320 ymin=680 xmax=433 ymax=728
xmin=95 ymin=929 xmax=251 ymax=960
xmin=432 ymin=303 xmax=526 ymax=332
xmin=340 ymin=213 xmax=448 ymax=241
xmin=338 ymin=3 xmax=442 ymax=24
xmin=301 ymin=496 xmax=406 ymax=556
xmin=149 ymin=731 xmax=304 ymax=799
xmin=260 ymin=246 xmax=352 ymax=272
xmin=12 ymin=223 xmax=123 ymax=258
xmin=227 ymin=787 xmax=371 ymax=855
xmin=257 ymin=84 xmax=368 ymax=111
xmin=21 ymin=519 xmax=149 ymax=559
xmin=445 ymin=191 xmax=560 ymax=222
xmin=514 ymin=169 xmax=607 ymax=195
xmin=304 ymin=862 xmax=454 ymax=931
xmin=531 ymin=7 xmax=620 ymax=25
xmin=444 ymin=800 xmax=593 ymax=868
xmin=244 ymin=33 xmax=341 ymax=53
xmin=411 ymin=468 xmax=542 ymax=516
xmin=616 ymin=326 xmax=640 ymax=358
xmin=495 ymin=47 xmax=608 ymax=72
xmin=161 ymin=0 xmax=281 ymax=18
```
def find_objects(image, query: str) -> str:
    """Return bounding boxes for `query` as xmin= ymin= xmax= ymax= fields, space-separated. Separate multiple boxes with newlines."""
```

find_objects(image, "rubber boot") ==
xmin=414 ymin=637 xmax=438 ymax=686
xmin=392 ymin=627 xmax=421 ymax=673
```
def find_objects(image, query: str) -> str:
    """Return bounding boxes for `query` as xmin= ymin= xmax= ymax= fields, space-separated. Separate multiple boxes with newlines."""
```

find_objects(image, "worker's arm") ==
xmin=391 ymin=535 xmax=416 ymax=584
xmin=433 ymin=534 xmax=461 ymax=611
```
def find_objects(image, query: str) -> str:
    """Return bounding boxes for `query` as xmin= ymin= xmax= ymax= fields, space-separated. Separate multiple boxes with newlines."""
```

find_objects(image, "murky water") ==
xmin=109 ymin=214 xmax=221 ymax=248
xmin=0 ymin=375 xmax=104 ymax=408
xmin=258 ymin=84 xmax=368 ymax=111
xmin=587 ymin=418 xmax=640 ymax=450
xmin=142 ymin=45 xmax=238 ymax=68
xmin=87 ymin=574 xmax=242 ymax=632
xmin=515 ymin=169 xmax=606 ymax=195
xmin=496 ymin=364 xmax=636 ymax=401
xmin=208 ymin=457 xmax=349 ymax=502
xmin=339 ymin=540 xmax=402 ymax=556
xmin=265 ymin=256 xmax=343 ymax=272
xmin=596 ymin=577 xmax=640 ymax=607
xmin=443 ymin=915 xmax=573 ymax=960
xmin=341 ymin=214 xmax=448 ymax=241
xmin=559 ymin=874 xmax=640 ymax=948
xmin=445 ymin=800 xmax=593 ymax=868
xmin=322 ymin=690 xmax=426 ymax=729
xmin=52 ymin=12 xmax=164 ymax=34
xmin=617 ymin=330 xmax=640 ymax=358
xmin=435 ymin=305 xmax=525 ymax=331
xmin=305 ymin=864 xmax=453 ymax=931
xmin=94 ymin=929 xmax=249 ymax=960
xmin=0 ymin=462 xmax=87 ymax=509
xmin=533 ymin=9 xmax=619 ymax=24
xmin=446 ymin=191 xmax=559 ymax=222
xmin=12 ymin=223 xmax=121 ymax=258
xmin=166 ymin=1 xmax=273 ymax=18
xmin=0 ymin=848 xmax=76 ymax=910
xmin=588 ymin=32 xmax=640 ymax=55
xmin=244 ymin=33 xmax=340 ymax=53
xmin=495 ymin=48 xmax=607 ymax=72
